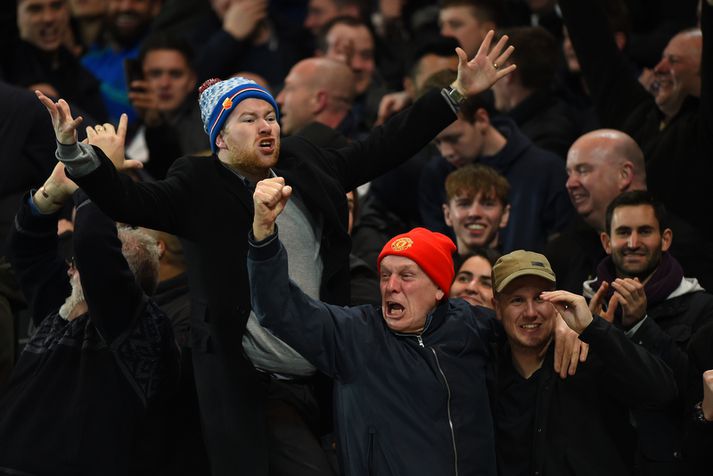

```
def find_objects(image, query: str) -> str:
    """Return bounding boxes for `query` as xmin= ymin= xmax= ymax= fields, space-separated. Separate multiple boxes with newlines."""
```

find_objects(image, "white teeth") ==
xmin=465 ymin=224 xmax=484 ymax=230
xmin=521 ymin=324 xmax=539 ymax=329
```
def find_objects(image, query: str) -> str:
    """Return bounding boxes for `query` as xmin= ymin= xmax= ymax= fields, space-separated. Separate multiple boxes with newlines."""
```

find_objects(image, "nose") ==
xmin=467 ymin=202 xmax=483 ymax=217
xmin=565 ymin=172 xmax=579 ymax=190
xmin=653 ymin=57 xmax=668 ymax=75
xmin=437 ymin=143 xmax=454 ymax=161
xmin=441 ymin=24 xmax=452 ymax=38
xmin=627 ymin=232 xmax=640 ymax=248
xmin=524 ymin=300 xmax=538 ymax=318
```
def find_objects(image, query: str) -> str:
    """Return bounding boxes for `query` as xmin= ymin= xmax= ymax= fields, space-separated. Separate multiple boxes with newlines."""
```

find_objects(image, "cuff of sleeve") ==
xmin=248 ymin=226 xmax=280 ymax=261
xmin=578 ymin=314 xmax=610 ymax=343
xmin=17 ymin=191 xmax=60 ymax=234
xmin=624 ymin=315 xmax=648 ymax=337
xmin=56 ymin=141 xmax=101 ymax=177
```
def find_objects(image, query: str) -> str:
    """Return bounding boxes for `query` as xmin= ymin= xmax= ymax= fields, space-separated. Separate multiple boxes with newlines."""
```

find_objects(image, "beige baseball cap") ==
xmin=492 ymin=250 xmax=556 ymax=292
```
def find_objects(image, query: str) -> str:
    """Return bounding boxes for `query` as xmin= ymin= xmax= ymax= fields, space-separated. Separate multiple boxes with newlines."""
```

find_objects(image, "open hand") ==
xmin=610 ymin=278 xmax=647 ymax=328
xmin=702 ymin=369 xmax=713 ymax=421
xmin=85 ymin=114 xmax=143 ymax=172
xmin=589 ymin=281 xmax=619 ymax=323
xmin=35 ymin=90 xmax=83 ymax=145
xmin=451 ymin=30 xmax=516 ymax=98
xmin=253 ymin=177 xmax=292 ymax=241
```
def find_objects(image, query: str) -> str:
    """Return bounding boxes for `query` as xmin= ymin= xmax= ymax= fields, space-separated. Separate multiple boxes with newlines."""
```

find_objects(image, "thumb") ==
xmin=123 ymin=159 xmax=144 ymax=170
xmin=603 ymin=294 xmax=619 ymax=323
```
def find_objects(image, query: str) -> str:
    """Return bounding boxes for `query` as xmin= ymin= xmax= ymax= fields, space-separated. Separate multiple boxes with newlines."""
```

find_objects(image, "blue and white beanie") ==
xmin=198 ymin=77 xmax=280 ymax=153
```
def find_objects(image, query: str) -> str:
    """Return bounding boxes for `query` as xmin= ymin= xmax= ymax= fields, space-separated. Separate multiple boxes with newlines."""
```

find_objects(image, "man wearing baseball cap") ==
xmin=38 ymin=31 xmax=516 ymax=476
xmin=490 ymin=250 xmax=677 ymax=476
xmin=248 ymin=176 xmax=502 ymax=475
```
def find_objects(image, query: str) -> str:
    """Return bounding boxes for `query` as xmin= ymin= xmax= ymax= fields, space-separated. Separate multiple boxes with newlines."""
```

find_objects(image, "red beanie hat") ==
xmin=377 ymin=227 xmax=457 ymax=297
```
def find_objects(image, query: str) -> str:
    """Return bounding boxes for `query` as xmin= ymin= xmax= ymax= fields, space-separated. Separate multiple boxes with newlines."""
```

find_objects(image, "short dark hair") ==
xmin=498 ymin=27 xmax=557 ymax=91
xmin=406 ymin=34 xmax=460 ymax=83
xmin=419 ymin=68 xmax=495 ymax=120
xmin=316 ymin=15 xmax=373 ymax=54
xmin=453 ymin=247 xmax=501 ymax=274
xmin=138 ymin=33 xmax=195 ymax=69
xmin=604 ymin=190 xmax=668 ymax=234
xmin=439 ymin=0 xmax=506 ymax=26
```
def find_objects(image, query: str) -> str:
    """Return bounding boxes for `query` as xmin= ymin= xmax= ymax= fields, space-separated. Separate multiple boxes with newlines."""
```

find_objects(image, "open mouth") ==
xmin=385 ymin=301 xmax=405 ymax=317
xmin=519 ymin=323 xmax=542 ymax=331
xmin=258 ymin=139 xmax=275 ymax=153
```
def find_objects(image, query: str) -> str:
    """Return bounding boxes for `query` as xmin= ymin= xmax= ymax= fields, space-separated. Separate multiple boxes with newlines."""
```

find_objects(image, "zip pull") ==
xmin=417 ymin=335 xmax=424 ymax=348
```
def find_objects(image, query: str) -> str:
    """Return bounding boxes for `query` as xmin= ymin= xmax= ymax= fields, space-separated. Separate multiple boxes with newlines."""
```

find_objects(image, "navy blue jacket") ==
xmin=419 ymin=117 xmax=573 ymax=253
xmin=248 ymin=233 xmax=501 ymax=476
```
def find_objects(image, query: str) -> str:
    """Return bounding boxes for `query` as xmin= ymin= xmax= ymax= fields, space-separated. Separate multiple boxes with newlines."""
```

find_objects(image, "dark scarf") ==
xmin=592 ymin=251 xmax=683 ymax=309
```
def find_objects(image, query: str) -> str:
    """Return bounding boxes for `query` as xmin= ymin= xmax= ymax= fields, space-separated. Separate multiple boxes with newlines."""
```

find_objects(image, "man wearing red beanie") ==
xmin=248 ymin=177 xmax=502 ymax=476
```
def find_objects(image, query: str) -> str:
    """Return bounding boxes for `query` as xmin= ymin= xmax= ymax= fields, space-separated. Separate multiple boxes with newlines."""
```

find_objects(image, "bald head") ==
xmin=565 ymin=129 xmax=646 ymax=231
xmin=277 ymin=57 xmax=356 ymax=135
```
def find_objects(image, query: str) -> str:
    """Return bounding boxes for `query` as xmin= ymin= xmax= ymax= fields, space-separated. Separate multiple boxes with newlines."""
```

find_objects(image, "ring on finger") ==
xmin=493 ymin=62 xmax=499 ymax=70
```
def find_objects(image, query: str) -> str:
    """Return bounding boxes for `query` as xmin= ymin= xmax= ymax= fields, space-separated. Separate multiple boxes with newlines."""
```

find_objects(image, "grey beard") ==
xmin=59 ymin=274 xmax=86 ymax=320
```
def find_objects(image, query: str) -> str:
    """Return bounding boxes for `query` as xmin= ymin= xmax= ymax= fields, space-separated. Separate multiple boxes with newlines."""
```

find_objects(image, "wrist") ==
xmin=694 ymin=401 xmax=713 ymax=423
xmin=253 ymin=223 xmax=275 ymax=242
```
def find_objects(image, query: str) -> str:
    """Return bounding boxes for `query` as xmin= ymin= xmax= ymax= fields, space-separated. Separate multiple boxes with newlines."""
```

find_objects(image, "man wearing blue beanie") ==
xmin=37 ymin=31 xmax=516 ymax=476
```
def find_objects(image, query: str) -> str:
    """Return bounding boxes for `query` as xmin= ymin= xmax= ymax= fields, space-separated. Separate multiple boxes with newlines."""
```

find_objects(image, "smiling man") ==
xmin=490 ymin=250 xmax=676 ymax=476
xmin=583 ymin=190 xmax=713 ymax=472
xmin=442 ymin=163 xmax=510 ymax=255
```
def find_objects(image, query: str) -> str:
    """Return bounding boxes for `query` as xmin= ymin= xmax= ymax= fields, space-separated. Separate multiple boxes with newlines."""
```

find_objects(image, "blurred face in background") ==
xmin=68 ymin=0 xmax=106 ymax=18
xmin=142 ymin=49 xmax=196 ymax=111
xmin=17 ymin=0 xmax=70 ymax=52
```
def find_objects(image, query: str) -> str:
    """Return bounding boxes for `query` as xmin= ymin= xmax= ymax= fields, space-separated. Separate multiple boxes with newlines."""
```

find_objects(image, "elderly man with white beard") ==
xmin=0 ymin=160 xmax=180 ymax=475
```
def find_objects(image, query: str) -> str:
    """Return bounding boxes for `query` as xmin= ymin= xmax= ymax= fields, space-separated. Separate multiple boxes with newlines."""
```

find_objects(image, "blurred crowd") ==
xmin=0 ymin=0 xmax=712 ymax=475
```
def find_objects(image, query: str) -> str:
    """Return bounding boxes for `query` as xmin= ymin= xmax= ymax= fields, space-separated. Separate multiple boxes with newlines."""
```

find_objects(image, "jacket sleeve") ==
xmin=5 ymin=193 xmax=69 ymax=326
xmin=314 ymin=88 xmax=456 ymax=193
xmin=71 ymin=191 xmax=147 ymax=344
xmin=68 ymin=146 xmax=193 ymax=238
xmin=247 ymin=230 xmax=367 ymax=381
xmin=578 ymin=315 xmax=677 ymax=407
xmin=558 ymin=0 xmax=653 ymax=129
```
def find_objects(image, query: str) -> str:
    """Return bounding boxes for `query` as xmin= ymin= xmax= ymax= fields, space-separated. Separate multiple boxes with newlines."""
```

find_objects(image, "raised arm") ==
xmin=34 ymin=90 xmax=191 ymax=235
xmin=6 ymin=163 xmax=77 ymax=325
xmin=248 ymin=177 xmax=364 ymax=378
xmin=558 ymin=0 xmax=652 ymax=129
xmin=321 ymin=30 xmax=517 ymax=192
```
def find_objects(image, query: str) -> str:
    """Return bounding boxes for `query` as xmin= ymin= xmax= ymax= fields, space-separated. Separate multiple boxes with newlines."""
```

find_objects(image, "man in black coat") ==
xmin=37 ymin=31 xmax=516 ymax=476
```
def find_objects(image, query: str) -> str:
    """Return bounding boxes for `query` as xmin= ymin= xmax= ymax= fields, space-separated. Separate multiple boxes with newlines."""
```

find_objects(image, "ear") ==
xmin=313 ymin=90 xmax=328 ymax=114
xmin=443 ymin=203 xmax=453 ymax=227
xmin=474 ymin=108 xmax=490 ymax=130
xmin=491 ymin=296 xmax=501 ymax=320
xmin=600 ymin=231 xmax=612 ymax=255
xmin=619 ymin=162 xmax=634 ymax=190
xmin=436 ymin=288 xmax=445 ymax=301
xmin=156 ymin=239 xmax=166 ymax=260
xmin=661 ymin=228 xmax=673 ymax=252
xmin=215 ymin=131 xmax=227 ymax=151
xmin=499 ymin=204 xmax=511 ymax=229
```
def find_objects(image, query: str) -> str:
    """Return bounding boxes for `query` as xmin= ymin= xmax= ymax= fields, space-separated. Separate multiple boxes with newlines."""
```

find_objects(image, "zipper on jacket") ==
xmin=417 ymin=334 xmax=424 ymax=347
xmin=431 ymin=348 xmax=459 ymax=476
